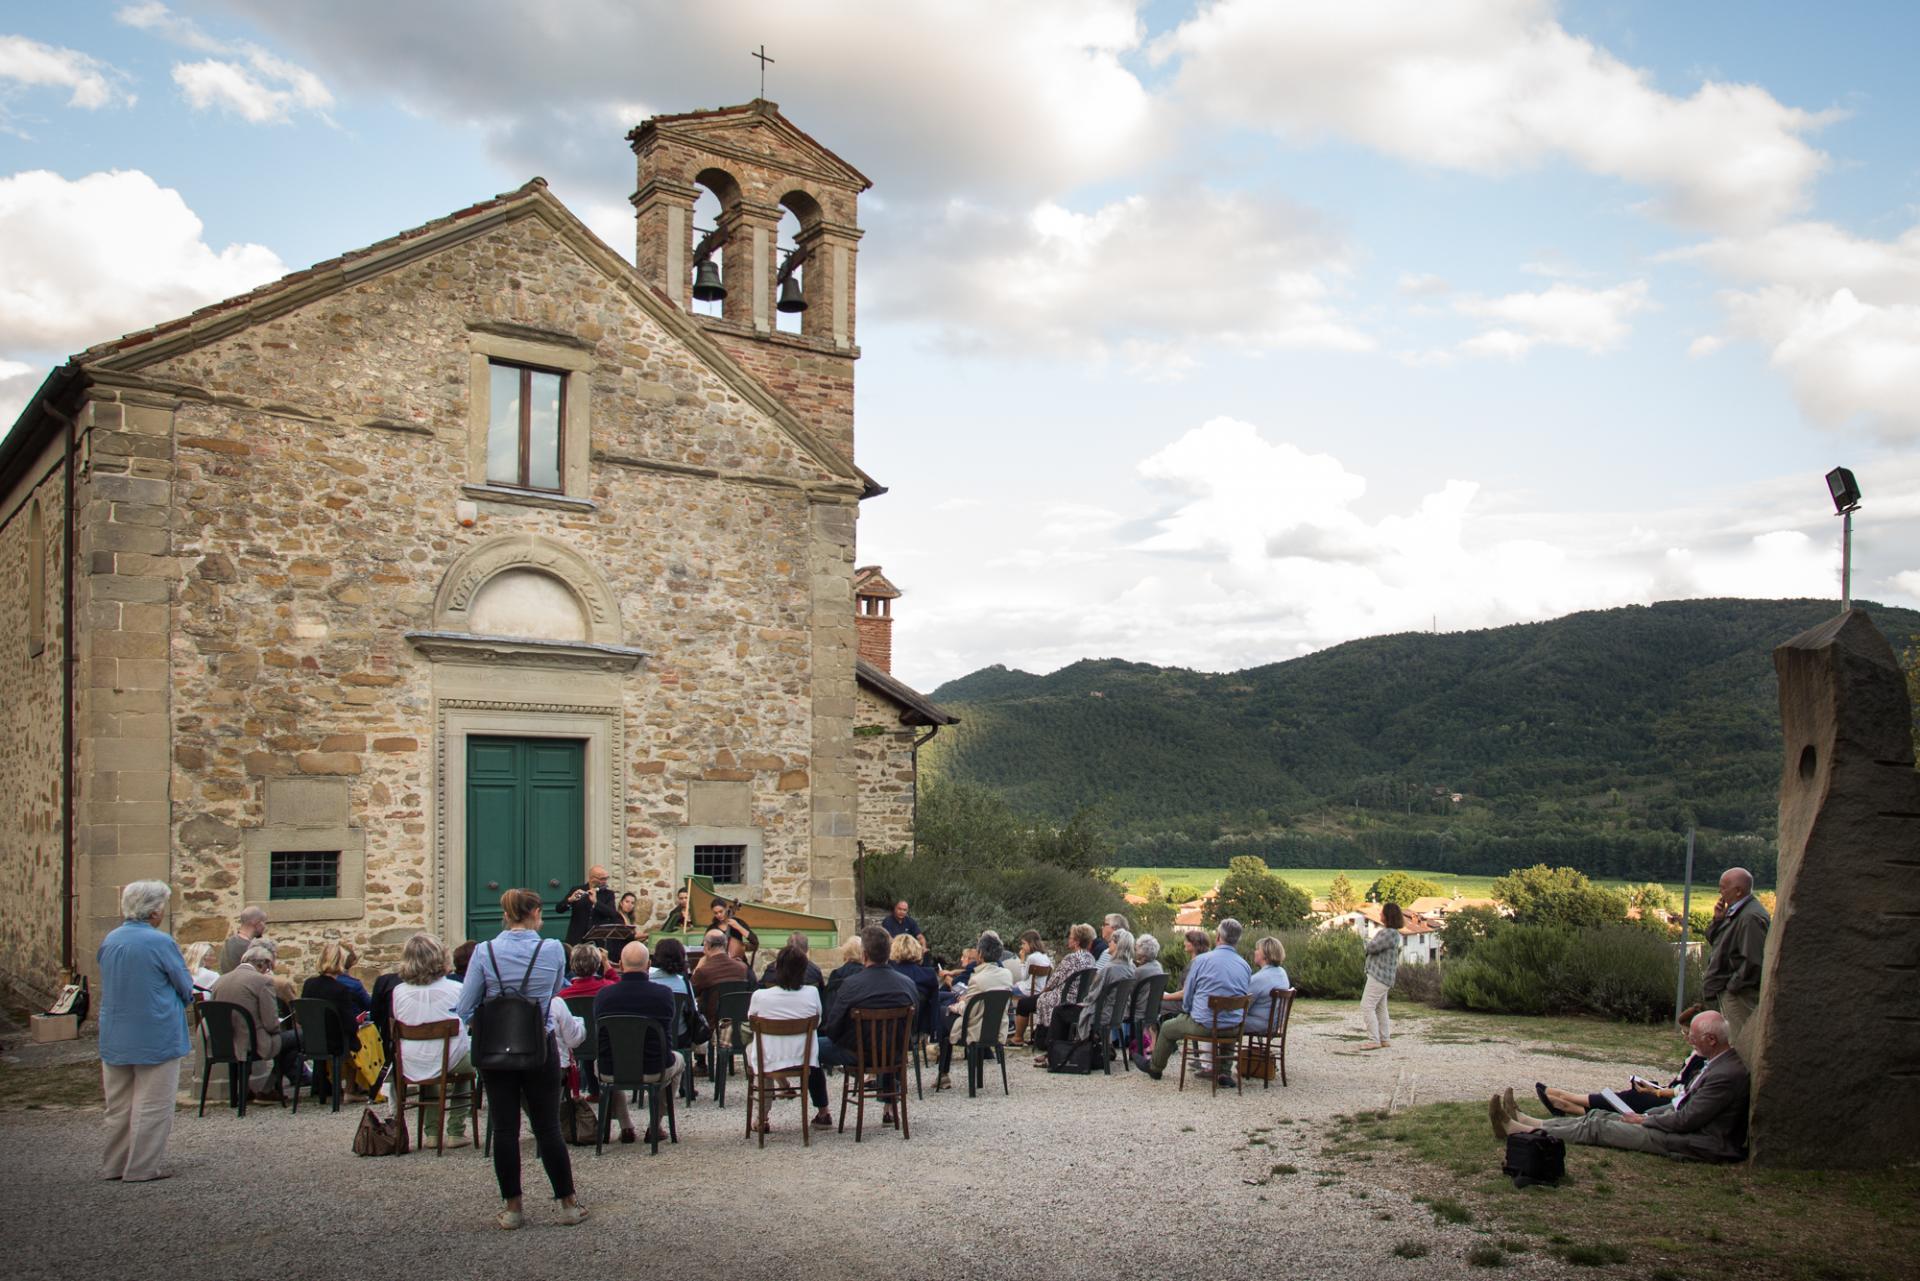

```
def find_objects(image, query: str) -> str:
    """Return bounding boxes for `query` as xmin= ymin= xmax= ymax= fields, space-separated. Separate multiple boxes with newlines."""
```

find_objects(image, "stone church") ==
xmin=0 ymin=99 xmax=952 ymax=1000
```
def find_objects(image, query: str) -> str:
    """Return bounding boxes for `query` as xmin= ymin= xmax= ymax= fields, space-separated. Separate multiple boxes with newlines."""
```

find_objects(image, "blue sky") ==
xmin=3 ymin=1 xmax=1916 ymax=691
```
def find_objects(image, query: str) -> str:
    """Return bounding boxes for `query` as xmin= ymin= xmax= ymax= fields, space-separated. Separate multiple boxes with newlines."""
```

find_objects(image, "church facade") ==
xmin=0 ymin=100 xmax=948 ymax=1000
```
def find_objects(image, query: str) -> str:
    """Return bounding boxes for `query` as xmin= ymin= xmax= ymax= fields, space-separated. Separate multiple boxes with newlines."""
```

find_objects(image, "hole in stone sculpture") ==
xmin=468 ymin=568 xmax=588 ymax=642
xmin=1797 ymin=744 xmax=1817 ymax=783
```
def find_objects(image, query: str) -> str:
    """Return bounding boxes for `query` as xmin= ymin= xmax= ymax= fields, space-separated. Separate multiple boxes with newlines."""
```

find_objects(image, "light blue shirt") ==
xmin=1184 ymin=944 xmax=1252 ymax=1028
xmin=98 ymin=919 xmax=194 ymax=1065
xmin=457 ymin=929 xmax=567 ymax=1030
xmin=1247 ymin=964 xmax=1292 ymax=1031
xmin=650 ymin=969 xmax=694 ymax=1039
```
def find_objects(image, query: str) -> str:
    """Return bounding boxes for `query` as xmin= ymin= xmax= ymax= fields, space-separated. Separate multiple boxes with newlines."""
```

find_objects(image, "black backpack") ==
xmin=1502 ymin=1130 xmax=1566 ymax=1187
xmin=471 ymin=940 xmax=550 ymax=1072
xmin=1045 ymin=1003 xmax=1095 ymax=1074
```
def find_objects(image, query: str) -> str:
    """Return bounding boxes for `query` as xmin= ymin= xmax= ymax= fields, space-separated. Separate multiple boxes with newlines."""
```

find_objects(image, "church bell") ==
xmin=691 ymin=259 xmax=726 ymax=302
xmin=776 ymin=274 xmax=808 ymax=313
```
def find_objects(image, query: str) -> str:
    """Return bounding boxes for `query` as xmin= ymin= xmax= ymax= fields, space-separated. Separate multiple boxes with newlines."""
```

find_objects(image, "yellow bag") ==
xmin=352 ymin=1023 xmax=386 ymax=1095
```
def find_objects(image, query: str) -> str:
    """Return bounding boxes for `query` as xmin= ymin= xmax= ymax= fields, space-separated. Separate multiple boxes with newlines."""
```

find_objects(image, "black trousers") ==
xmin=482 ymin=1037 xmax=574 ymax=1202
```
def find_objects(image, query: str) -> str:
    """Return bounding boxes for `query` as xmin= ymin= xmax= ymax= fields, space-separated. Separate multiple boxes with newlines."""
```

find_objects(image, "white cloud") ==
xmin=870 ymin=187 xmax=1372 ymax=369
xmin=0 ymin=34 xmax=133 ymax=114
xmin=1688 ymin=334 xmax=1726 ymax=358
xmin=1891 ymin=570 xmax=1920 ymax=604
xmin=0 ymin=359 xmax=40 ymax=426
xmin=1152 ymin=0 xmax=1833 ymax=231
xmin=118 ymin=2 xmax=333 ymax=124
xmin=1675 ymin=221 xmax=1920 ymax=438
xmin=1397 ymin=272 xmax=1450 ymax=297
xmin=0 ymin=169 xmax=287 ymax=354
xmin=1454 ymin=279 xmax=1650 ymax=358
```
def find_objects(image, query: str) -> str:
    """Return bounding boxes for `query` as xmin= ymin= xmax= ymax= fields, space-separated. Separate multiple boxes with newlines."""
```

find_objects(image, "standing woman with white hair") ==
xmin=98 ymin=880 xmax=195 ymax=1182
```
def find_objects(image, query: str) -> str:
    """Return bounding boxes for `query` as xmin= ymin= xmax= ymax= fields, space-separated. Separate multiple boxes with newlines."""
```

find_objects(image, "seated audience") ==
xmin=1493 ymin=1011 xmax=1749 ymax=1163
xmin=691 ymin=928 xmax=751 ymax=1031
xmin=760 ymin=932 xmax=825 ymax=990
xmin=827 ymin=935 xmax=865 ymax=989
xmin=1093 ymin=911 xmax=1129 ymax=960
xmin=1246 ymin=936 xmax=1292 ymax=1033
xmin=819 ymin=926 xmax=920 ymax=1126
xmin=1081 ymin=926 xmax=1135 ymax=1041
xmin=648 ymin=938 xmax=710 ymax=1058
xmin=1032 ymin=924 xmax=1098 ymax=1055
xmin=218 ymin=905 xmax=270 ymax=974
xmin=335 ymin=945 xmax=373 ymax=1013
xmin=182 ymin=941 xmax=219 ymax=998
xmin=558 ymin=944 xmax=616 ymax=1000
xmin=593 ymin=941 xmax=682 ymax=1141
xmin=450 ymin=940 xmax=477 ymax=982
xmin=1010 ymin=931 xmax=1052 ymax=1045
xmin=935 ymin=931 xmax=1013 ymax=1090
xmin=1136 ymin=919 xmax=1251 ymax=1085
xmin=301 ymin=941 xmax=370 ymax=1100
xmin=1127 ymin=934 xmax=1167 ymax=1052
xmin=1532 ymin=1007 xmax=1708 ymax=1118
xmin=746 ymin=944 xmax=833 ymax=1131
xmin=210 ymin=944 xmax=300 ymax=1100
xmin=890 ymin=933 xmax=939 ymax=1008
xmin=390 ymin=932 xmax=474 ymax=1147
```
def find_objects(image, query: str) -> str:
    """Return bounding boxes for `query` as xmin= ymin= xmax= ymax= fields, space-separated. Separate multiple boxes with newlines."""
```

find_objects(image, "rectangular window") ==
xmin=486 ymin=361 xmax=565 ymax=492
xmin=693 ymin=843 xmax=747 ymax=883
xmin=269 ymin=850 xmax=341 ymax=900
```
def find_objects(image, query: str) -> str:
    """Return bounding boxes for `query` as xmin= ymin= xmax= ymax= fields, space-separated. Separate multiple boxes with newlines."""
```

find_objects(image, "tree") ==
xmin=1439 ymin=904 xmax=1507 ymax=961
xmin=1492 ymin=863 xmax=1629 ymax=928
xmin=1625 ymin=883 xmax=1674 ymax=917
xmin=1208 ymin=856 xmax=1312 ymax=929
xmin=1130 ymin=874 xmax=1166 ymax=905
xmin=1367 ymin=871 xmax=1444 ymax=905
xmin=1325 ymin=873 xmax=1361 ymax=913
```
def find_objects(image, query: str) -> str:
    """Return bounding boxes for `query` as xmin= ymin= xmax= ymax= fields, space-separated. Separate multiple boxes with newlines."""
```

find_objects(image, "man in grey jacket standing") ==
xmin=1492 ymin=1011 xmax=1750 ymax=1162
xmin=1702 ymin=867 xmax=1769 ymax=1059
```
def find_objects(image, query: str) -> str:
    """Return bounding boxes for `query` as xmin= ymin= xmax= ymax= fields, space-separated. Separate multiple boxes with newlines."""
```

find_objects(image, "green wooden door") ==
xmin=465 ymin=736 xmax=585 ymax=943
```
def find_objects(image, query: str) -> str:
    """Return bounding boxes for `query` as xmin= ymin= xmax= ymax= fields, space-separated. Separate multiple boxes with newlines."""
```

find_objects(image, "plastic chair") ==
xmin=1177 ymin=994 xmax=1250 ymax=1096
xmin=961 ymin=989 xmax=1014 ymax=1098
xmin=1087 ymin=974 xmax=1134 ymax=1074
xmin=744 ymin=1014 xmax=818 ymax=1148
xmin=837 ymin=1004 xmax=913 ymax=1142
xmin=1240 ymin=988 xmax=1296 ymax=1089
xmin=288 ymin=998 xmax=351 ymax=1114
xmin=711 ymin=986 xmax=756 ymax=1107
xmin=392 ymin=1016 xmax=481 ymax=1154
xmin=1124 ymin=974 xmax=1165 ymax=1061
xmin=596 ymin=1015 xmax=680 ymax=1156
xmin=197 ymin=999 xmax=266 ymax=1117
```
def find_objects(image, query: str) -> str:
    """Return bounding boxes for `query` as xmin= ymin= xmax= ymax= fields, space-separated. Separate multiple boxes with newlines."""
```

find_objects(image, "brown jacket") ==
xmin=691 ymin=951 xmax=751 ymax=1028
xmin=1702 ymin=896 xmax=1770 ymax=1000
xmin=1643 ymin=1048 xmax=1750 ymax=1162
xmin=209 ymin=964 xmax=285 ymax=1060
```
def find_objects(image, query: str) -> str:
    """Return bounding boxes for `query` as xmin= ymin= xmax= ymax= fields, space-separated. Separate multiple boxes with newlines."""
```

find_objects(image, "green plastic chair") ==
xmin=595 ymin=1014 xmax=679 ymax=1156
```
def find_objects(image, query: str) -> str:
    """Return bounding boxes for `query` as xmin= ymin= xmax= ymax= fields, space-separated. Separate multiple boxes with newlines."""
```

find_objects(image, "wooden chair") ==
xmin=288 ymin=998 xmax=350 ymax=1114
xmin=392 ymin=1016 xmax=481 ymax=1154
xmin=1177 ymin=994 xmax=1250 ymax=1096
xmin=196 ymin=1000 xmax=266 ymax=1117
xmin=596 ymin=1015 xmax=680 ymax=1156
xmin=1013 ymin=963 xmax=1050 ymax=1044
xmin=744 ymin=1014 xmax=818 ymax=1148
xmin=1240 ymin=988 xmax=1296 ymax=1089
xmin=837 ymin=1005 xmax=913 ymax=1142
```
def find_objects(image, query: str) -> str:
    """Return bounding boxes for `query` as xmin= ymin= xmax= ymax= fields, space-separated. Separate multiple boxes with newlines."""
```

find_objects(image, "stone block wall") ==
xmin=852 ymin=682 xmax=918 ymax=860
xmin=0 ymin=446 xmax=69 ymax=1002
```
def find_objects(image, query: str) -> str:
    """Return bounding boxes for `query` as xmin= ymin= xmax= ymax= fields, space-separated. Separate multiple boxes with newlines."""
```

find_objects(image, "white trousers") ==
xmin=1359 ymin=977 xmax=1393 ymax=1044
xmin=102 ymin=1059 xmax=181 ymax=1181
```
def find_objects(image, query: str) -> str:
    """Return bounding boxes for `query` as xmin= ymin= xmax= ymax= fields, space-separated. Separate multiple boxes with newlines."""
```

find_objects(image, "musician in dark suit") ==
xmin=1492 ymin=1010 xmax=1750 ymax=1162
xmin=555 ymin=865 xmax=623 ymax=947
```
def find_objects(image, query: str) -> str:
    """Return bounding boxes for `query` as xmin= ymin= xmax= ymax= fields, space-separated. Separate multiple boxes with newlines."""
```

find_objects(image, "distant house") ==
xmin=1405 ymin=895 xmax=1504 ymax=922
xmin=1323 ymin=904 xmax=1441 ymax=965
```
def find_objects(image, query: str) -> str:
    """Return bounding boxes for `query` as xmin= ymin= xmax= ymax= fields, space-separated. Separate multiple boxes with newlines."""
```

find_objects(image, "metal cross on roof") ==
xmin=752 ymin=44 xmax=775 ymax=98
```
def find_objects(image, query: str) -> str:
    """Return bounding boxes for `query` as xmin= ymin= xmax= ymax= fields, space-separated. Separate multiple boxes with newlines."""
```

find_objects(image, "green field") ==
xmin=1111 ymin=866 xmax=1702 ymax=902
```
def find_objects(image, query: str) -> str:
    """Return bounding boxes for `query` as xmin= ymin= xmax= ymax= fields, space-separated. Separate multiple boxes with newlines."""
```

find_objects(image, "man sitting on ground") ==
xmin=1492 ymin=1010 xmax=1750 ymax=1163
xmin=1136 ymin=918 xmax=1251 ymax=1085
xmin=1530 ymin=1006 xmax=1708 ymax=1118
xmin=593 ymin=941 xmax=682 ymax=1141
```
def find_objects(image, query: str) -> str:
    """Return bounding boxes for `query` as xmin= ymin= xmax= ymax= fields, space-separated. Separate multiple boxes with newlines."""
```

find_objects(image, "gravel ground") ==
xmin=0 ymin=1007 xmax=1664 ymax=1280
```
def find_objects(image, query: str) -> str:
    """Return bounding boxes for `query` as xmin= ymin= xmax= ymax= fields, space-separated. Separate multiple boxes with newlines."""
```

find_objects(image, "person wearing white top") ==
xmin=745 ymin=944 xmax=830 ymax=1131
xmin=182 ymin=941 xmax=220 ymax=999
xmin=390 ymin=933 xmax=477 ymax=1146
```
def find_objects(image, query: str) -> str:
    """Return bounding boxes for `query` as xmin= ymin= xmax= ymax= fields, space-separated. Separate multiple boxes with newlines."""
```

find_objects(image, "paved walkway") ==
xmin=0 ymin=1004 xmax=1667 ymax=1280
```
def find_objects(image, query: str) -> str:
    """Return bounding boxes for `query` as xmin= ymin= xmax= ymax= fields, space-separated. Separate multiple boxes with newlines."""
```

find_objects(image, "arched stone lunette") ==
xmin=431 ymin=532 xmax=624 ymax=647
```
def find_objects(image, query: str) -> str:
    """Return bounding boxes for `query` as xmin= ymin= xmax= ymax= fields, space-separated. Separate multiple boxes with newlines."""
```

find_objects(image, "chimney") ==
xmin=853 ymin=565 xmax=900 ymax=673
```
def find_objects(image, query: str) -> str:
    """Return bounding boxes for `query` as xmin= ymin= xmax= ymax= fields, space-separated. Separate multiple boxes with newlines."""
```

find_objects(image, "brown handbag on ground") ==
xmin=1237 ymin=1043 xmax=1275 ymax=1081
xmin=351 ymin=1105 xmax=411 ymax=1156
xmin=561 ymin=1094 xmax=600 ymax=1145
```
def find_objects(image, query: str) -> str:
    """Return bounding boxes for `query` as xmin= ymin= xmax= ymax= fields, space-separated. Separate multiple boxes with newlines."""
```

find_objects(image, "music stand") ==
xmin=584 ymin=924 xmax=637 ymax=955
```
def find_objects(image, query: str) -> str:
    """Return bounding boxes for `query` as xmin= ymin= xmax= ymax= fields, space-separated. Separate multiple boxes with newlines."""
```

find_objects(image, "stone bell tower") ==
xmin=628 ymin=99 xmax=870 ymax=466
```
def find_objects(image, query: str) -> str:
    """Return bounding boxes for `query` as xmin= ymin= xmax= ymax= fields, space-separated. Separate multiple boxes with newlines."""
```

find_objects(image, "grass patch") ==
xmin=1269 ymin=1163 xmax=1298 ymax=1176
xmin=1390 ymin=1241 xmax=1431 ymax=1259
xmin=1428 ymin=1197 xmax=1473 ymax=1224
xmin=1466 ymin=1244 xmax=1507 ymax=1268
xmin=1371 ymin=1100 xmax=1920 ymax=1281
xmin=0 ymin=1060 xmax=101 ymax=1110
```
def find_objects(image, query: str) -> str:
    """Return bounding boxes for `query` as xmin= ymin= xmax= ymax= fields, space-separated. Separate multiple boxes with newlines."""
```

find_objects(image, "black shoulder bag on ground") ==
xmin=1502 ymin=1130 xmax=1566 ymax=1187
xmin=471 ymin=940 xmax=549 ymax=1072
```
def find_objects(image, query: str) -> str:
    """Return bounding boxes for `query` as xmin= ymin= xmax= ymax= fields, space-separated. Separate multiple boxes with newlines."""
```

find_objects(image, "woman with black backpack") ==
xmin=456 ymin=887 xmax=587 ymax=1231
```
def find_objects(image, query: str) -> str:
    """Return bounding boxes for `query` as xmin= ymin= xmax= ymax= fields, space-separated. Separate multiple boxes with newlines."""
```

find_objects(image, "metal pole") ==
xmin=1674 ymin=829 xmax=1696 ymax=1021
xmin=1841 ymin=508 xmax=1853 ymax=611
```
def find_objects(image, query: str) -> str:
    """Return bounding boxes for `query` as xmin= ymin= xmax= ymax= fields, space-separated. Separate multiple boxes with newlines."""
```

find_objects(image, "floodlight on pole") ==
xmin=1825 ymin=466 xmax=1862 ymax=611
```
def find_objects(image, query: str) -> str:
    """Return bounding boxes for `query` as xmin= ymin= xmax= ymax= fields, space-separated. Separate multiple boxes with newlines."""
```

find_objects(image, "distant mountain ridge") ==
xmin=925 ymin=599 xmax=1920 ymax=875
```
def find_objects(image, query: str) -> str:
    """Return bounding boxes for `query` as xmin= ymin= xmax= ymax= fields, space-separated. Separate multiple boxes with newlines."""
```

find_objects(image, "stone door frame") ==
xmin=433 ymin=699 xmax=624 ymax=945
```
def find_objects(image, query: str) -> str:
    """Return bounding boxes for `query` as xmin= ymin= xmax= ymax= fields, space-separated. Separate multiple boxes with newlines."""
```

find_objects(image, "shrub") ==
xmin=1368 ymin=871 xmax=1444 ymax=904
xmin=1492 ymin=864 xmax=1628 ymax=928
xmin=1286 ymin=927 xmax=1367 ymax=999
xmin=1441 ymin=924 xmax=1574 ymax=1015
xmin=1393 ymin=961 xmax=1444 ymax=1007
xmin=1439 ymin=904 xmax=1508 ymax=961
xmin=1209 ymin=856 xmax=1311 ymax=930
xmin=1552 ymin=925 xmax=1701 ymax=1022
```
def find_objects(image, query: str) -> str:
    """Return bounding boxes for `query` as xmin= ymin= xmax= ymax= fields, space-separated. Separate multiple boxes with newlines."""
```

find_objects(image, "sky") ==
xmin=2 ymin=1 xmax=1917 ymax=693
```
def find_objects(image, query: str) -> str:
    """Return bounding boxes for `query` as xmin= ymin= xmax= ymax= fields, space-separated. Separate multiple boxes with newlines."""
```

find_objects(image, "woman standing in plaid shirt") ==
xmin=1358 ymin=903 xmax=1403 ymax=1051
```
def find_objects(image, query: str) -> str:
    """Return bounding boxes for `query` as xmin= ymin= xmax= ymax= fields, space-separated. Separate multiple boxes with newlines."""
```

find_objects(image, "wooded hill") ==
xmin=925 ymin=598 xmax=1920 ymax=881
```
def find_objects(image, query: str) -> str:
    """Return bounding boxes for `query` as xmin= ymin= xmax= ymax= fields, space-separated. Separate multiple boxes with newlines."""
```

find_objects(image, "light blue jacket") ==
xmin=98 ymin=919 xmax=194 ymax=1065
xmin=457 ymin=929 xmax=568 ymax=1030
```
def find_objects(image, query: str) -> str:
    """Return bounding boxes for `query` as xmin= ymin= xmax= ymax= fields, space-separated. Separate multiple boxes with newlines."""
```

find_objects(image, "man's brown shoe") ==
xmin=1489 ymin=1095 xmax=1511 ymax=1141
